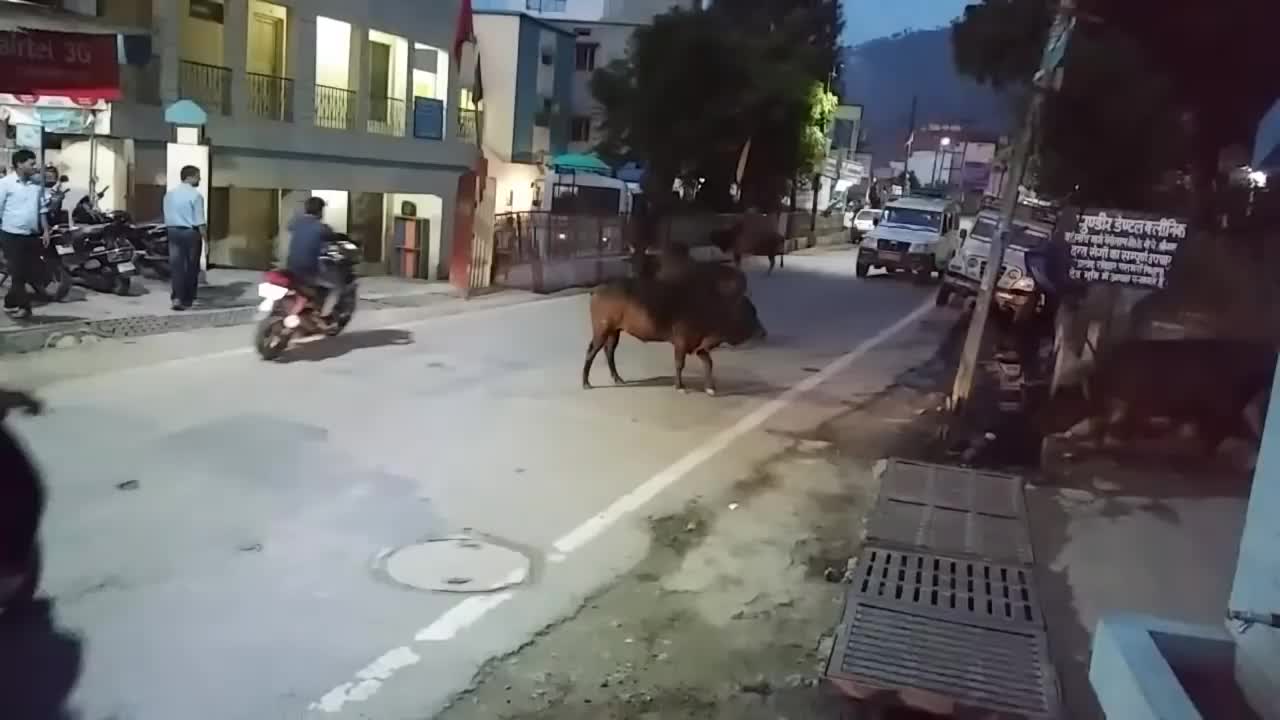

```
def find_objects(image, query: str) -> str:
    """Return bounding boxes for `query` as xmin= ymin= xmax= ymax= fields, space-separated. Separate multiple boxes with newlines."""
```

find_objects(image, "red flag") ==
xmin=454 ymin=0 xmax=474 ymax=64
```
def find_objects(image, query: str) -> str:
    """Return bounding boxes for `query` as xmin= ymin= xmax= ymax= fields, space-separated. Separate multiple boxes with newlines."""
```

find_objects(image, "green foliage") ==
xmin=590 ymin=1 xmax=843 ymax=213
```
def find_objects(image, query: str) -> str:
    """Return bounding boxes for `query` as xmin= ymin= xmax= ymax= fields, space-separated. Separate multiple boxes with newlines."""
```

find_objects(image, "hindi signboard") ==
xmin=1063 ymin=209 xmax=1187 ymax=290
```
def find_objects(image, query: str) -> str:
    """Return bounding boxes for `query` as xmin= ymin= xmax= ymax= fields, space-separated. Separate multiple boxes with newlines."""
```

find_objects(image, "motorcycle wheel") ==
xmin=325 ymin=289 xmax=358 ymax=337
xmin=113 ymin=275 xmax=132 ymax=296
xmin=255 ymin=317 xmax=290 ymax=360
xmin=50 ymin=263 xmax=73 ymax=301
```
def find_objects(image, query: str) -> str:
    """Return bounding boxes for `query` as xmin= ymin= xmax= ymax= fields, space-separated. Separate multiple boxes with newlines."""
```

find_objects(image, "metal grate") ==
xmin=865 ymin=498 xmax=1034 ymax=565
xmin=828 ymin=602 xmax=1060 ymax=718
xmin=853 ymin=545 xmax=1042 ymax=629
xmin=877 ymin=459 xmax=1026 ymax=519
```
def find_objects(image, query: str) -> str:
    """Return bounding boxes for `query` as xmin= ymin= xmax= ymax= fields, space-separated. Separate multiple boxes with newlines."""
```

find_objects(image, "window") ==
xmin=575 ymin=43 xmax=598 ymax=71
xmin=526 ymin=0 xmax=567 ymax=11
xmin=571 ymin=116 xmax=591 ymax=143
xmin=882 ymin=207 xmax=942 ymax=231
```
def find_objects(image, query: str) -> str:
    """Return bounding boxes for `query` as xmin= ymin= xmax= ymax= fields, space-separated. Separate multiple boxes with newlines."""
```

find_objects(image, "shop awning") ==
xmin=549 ymin=153 xmax=610 ymax=174
xmin=0 ymin=1 xmax=152 ymax=101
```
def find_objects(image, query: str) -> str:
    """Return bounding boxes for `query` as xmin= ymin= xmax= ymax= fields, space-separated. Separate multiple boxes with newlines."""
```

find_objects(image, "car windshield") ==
xmin=882 ymin=207 xmax=941 ymax=230
xmin=855 ymin=210 xmax=879 ymax=222
xmin=970 ymin=218 xmax=1049 ymax=249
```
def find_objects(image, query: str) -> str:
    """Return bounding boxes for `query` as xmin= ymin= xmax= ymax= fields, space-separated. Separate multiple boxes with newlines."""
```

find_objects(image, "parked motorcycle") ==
xmin=0 ymin=388 xmax=43 ymax=617
xmin=0 ymin=239 xmax=74 ymax=302
xmin=254 ymin=234 xmax=360 ymax=360
xmin=53 ymin=189 xmax=140 ymax=296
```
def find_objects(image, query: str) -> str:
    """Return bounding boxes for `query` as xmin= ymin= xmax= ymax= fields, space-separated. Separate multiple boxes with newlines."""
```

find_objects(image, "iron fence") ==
xmin=457 ymin=108 xmax=481 ymax=144
xmin=179 ymin=60 xmax=231 ymax=115
xmin=247 ymin=72 xmax=293 ymax=122
xmin=368 ymin=96 xmax=406 ymax=136
xmin=494 ymin=212 xmax=631 ymax=266
xmin=314 ymin=84 xmax=356 ymax=130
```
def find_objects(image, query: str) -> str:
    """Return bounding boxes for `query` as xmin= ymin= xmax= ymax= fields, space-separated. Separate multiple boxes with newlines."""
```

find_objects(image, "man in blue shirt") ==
xmin=162 ymin=165 xmax=206 ymax=311
xmin=286 ymin=196 xmax=337 ymax=316
xmin=0 ymin=150 xmax=46 ymax=320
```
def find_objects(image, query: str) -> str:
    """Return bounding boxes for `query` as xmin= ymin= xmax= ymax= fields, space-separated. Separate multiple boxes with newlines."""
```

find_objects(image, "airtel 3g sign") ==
xmin=0 ymin=30 xmax=122 ymax=101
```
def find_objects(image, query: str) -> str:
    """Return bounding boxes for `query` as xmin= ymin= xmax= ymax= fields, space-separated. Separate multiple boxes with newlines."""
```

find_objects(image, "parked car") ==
xmin=850 ymin=208 xmax=881 ymax=241
xmin=937 ymin=208 xmax=1055 ymax=323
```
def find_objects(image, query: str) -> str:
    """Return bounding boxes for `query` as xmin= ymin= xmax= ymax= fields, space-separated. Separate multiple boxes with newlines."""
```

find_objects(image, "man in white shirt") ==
xmin=162 ymin=165 xmax=207 ymax=311
xmin=0 ymin=150 xmax=46 ymax=320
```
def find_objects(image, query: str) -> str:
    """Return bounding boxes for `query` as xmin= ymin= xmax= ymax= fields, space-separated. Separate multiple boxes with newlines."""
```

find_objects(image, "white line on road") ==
xmin=309 ymin=298 xmax=936 ymax=714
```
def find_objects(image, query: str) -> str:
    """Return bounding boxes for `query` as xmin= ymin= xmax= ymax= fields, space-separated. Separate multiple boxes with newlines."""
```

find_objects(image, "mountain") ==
xmin=841 ymin=27 xmax=1013 ymax=169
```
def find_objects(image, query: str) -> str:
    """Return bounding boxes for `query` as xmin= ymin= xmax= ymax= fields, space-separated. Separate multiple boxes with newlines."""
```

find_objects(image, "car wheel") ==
xmin=855 ymin=263 xmax=870 ymax=278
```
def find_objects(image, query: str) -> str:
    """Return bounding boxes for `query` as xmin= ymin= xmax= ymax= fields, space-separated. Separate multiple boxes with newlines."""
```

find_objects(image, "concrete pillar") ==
xmin=156 ymin=0 xmax=181 ymax=103
xmin=436 ymin=176 xmax=459 ymax=281
xmin=224 ymin=0 xmax=249 ymax=116
xmin=403 ymin=45 xmax=415 ymax=138
xmin=290 ymin=11 xmax=317 ymax=126
xmin=348 ymin=24 xmax=369 ymax=132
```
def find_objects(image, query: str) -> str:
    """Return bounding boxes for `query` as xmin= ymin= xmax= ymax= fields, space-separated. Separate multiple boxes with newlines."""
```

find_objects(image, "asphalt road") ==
xmin=3 ymin=249 xmax=945 ymax=720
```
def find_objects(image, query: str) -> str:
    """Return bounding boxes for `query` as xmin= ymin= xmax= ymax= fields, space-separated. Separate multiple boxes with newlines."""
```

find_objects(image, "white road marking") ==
xmin=309 ymin=646 xmax=422 ymax=712
xmin=309 ymin=298 xmax=935 ymax=713
xmin=552 ymin=299 xmax=934 ymax=555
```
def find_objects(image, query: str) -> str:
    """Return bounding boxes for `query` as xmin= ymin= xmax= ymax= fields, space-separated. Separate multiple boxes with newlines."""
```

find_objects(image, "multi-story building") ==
xmin=473 ymin=9 xmax=574 ymax=213
xmin=478 ymin=0 xmax=696 ymax=157
xmin=6 ymin=0 xmax=481 ymax=279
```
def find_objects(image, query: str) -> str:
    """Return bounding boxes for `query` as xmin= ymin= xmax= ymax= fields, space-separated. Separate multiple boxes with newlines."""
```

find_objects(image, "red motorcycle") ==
xmin=253 ymin=236 xmax=360 ymax=360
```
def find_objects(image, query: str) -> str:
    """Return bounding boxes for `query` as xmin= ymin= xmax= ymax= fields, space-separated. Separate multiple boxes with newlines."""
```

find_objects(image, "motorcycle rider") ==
xmin=285 ymin=196 xmax=339 ymax=319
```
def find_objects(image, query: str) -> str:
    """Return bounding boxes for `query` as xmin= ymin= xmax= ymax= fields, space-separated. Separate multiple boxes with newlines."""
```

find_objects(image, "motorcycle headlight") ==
xmin=966 ymin=257 xmax=981 ymax=270
xmin=1013 ymin=276 xmax=1036 ymax=291
xmin=1005 ymin=267 xmax=1023 ymax=281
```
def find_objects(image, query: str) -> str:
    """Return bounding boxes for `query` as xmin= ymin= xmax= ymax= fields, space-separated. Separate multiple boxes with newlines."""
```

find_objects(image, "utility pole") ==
xmin=950 ymin=0 xmax=1077 ymax=413
xmin=902 ymin=95 xmax=917 ymax=192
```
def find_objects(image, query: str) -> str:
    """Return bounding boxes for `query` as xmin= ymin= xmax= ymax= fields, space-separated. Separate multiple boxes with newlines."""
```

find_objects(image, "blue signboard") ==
xmin=413 ymin=97 xmax=444 ymax=140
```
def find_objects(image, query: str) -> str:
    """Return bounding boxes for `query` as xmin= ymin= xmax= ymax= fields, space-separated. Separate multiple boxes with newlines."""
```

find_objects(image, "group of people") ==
xmin=1 ymin=150 xmax=338 ymax=319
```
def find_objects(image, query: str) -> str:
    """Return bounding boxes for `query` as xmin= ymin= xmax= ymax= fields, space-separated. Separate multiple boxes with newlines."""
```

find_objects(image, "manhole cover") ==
xmin=383 ymin=536 xmax=530 ymax=593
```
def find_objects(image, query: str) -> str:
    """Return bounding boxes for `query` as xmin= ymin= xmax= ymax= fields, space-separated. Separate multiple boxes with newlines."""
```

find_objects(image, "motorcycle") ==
xmin=254 ymin=234 xmax=360 ymax=360
xmin=0 ymin=237 xmax=74 ymax=303
xmin=54 ymin=189 xmax=139 ymax=296
xmin=0 ymin=388 xmax=43 ymax=617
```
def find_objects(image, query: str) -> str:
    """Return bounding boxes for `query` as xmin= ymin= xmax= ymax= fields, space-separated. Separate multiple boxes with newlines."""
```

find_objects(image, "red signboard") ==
xmin=0 ymin=30 xmax=121 ymax=100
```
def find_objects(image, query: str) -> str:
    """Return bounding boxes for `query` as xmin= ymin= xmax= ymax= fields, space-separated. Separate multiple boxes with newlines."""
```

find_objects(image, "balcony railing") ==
xmin=315 ymin=84 xmax=356 ymax=130
xmin=457 ymin=108 xmax=482 ymax=144
xmin=247 ymin=72 xmax=294 ymax=122
xmin=367 ymin=96 xmax=406 ymax=137
xmin=179 ymin=60 xmax=231 ymax=115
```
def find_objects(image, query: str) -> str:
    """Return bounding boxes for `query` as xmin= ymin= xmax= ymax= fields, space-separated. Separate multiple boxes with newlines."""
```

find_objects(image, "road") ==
xmin=3 ymin=249 xmax=945 ymax=720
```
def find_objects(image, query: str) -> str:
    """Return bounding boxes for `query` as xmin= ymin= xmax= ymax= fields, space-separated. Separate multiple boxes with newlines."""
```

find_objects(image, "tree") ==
xmin=590 ymin=1 xmax=843 ymax=218
xmin=951 ymin=0 xmax=1280 ymax=214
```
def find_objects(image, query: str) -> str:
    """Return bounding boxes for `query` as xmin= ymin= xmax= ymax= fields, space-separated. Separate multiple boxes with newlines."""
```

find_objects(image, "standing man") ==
xmin=162 ymin=165 xmax=206 ymax=311
xmin=0 ymin=150 xmax=46 ymax=320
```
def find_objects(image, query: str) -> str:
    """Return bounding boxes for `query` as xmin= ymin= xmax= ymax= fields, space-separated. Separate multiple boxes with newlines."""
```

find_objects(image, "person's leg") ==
xmin=3 ymin=235 xmax=33 ymax=314
xmin=168 ymin=230 xmax=187 ymax=308
xmin=184 ymin=232 xmax=204 ymax=306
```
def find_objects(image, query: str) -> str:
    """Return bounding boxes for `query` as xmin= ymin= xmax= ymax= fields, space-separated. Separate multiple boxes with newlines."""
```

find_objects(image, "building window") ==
xmin=571 ymin=116 xmax=591 ymax=143
xmin=575 ymin=43 xmax=598 ymax=72
xmin=526 ymin=0 xmax=567 ymax=12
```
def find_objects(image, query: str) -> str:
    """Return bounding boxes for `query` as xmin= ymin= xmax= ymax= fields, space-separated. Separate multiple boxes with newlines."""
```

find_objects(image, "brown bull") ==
xmin=582 ymin=277 xmax=765 ymax=395
xmin=708 ymin=214 xmax=786 ymax=274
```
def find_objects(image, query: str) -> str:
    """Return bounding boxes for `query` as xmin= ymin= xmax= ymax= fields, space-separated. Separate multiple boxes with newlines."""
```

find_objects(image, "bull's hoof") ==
xmin=582 ymin=382 xmax=592 ymax=390
xmin=612 ymin=377 xmax=626 ymax=386
xmin=676 ymin=386 xmax=688 ymax=394
xmin=705 ymin=387 xmax=717 ymax=397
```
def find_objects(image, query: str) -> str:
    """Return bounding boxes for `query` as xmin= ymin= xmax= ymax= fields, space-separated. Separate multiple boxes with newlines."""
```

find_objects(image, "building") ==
xmin=5 ymin=0 xmax=482 ymax=280
xmin=473 ymin=10 xmax=574 ymax=213
xmin=905 ymin=124 xmax=1001 ymax=195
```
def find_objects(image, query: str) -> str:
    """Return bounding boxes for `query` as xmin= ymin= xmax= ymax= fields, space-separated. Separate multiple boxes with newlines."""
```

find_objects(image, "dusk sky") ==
xmin=842 ymin=0 xmax=973 ymax=47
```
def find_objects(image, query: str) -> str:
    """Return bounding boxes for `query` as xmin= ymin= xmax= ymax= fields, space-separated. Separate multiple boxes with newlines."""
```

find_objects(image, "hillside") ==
xmin=841 ymin=27 xmax=1013 ymax=168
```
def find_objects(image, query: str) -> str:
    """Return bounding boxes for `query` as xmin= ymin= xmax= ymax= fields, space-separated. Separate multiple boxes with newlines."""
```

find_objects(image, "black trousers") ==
xmin=1 ymin=231 xmax=42 ymax=311
xmin=167 ymin=228 xmax=203 ymax=307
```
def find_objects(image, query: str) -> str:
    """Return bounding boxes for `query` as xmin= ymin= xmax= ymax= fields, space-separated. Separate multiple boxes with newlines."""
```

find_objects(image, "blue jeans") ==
xmin=167 ymin=228 xmax=202 ymax=307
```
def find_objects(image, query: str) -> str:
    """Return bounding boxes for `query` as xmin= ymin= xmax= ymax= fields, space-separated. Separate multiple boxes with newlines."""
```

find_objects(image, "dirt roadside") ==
xmin=434 ymin=324 xmax=964 ymax=720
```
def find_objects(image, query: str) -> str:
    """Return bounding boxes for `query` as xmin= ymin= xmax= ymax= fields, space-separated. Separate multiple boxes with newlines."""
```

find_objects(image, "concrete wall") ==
xmin=180 ymin=0 xmax=225 ymax=66
xmin=1228 ymin=359 xmax=1280 ymax=718
xmin=552 ymin=21 xmax=632 ymax=153
xmin=474 ymin=14 xmax=521 ymax=159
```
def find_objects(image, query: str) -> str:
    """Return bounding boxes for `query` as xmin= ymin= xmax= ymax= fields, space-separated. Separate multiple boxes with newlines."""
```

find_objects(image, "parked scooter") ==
xmin=254 ymin=234 xmax=361 ymax=360
xmin=54 ymin=187 xmax=139 ymax=296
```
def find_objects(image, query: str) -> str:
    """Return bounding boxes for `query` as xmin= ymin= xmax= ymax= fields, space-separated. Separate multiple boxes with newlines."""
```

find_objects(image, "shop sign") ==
xmin=0 ymin=93 xmax=107 ymax=111
xmin=413 ymin=97 xmax=444 ymax=140
xmin=1063 ymin=209 xmax=1188 ymax=290
xmin=0 ymin=30 xmax=121 ymax=100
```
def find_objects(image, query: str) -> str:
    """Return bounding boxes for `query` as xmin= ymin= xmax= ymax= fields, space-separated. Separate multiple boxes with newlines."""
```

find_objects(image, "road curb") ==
xmin=0 ymin=289 xmax=557 ymax=357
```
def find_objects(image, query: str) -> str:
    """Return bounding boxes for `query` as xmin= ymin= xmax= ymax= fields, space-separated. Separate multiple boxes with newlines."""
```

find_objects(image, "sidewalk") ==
xmin=0 ymin=269 xmax=468 ymax=355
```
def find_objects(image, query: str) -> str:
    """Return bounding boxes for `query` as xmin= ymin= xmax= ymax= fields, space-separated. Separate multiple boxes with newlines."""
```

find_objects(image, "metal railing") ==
xmin=314 ymin=84 xmax=356 ymax=130
xmin=179 ymin=60 xmax=231 ymax=115
xmin=247 ymin=72 xmax=293 ymax=122
xmin=494 ymin=212 xmax=631 ymax=266
xmin=367 ymin=96 xmax=406 ymax=136
xmin=457 ymin=108 xmax=482 ymax=144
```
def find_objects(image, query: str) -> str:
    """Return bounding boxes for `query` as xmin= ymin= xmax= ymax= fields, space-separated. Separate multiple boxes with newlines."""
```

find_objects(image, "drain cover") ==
xmin=383 ymin=536 xmax=530 ymax=593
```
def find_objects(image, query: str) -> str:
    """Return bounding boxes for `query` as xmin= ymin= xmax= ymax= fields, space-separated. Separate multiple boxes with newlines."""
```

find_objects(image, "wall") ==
xmin=550 ymin=27 xmax=575 ymax=155
xmin=210 ymin=187 xmax=278 ymax=268
xmin=311 ymin=189 xmax=349 ymax=232
xmin=474 ymin=14 xmax=521 ymax=158
xmin=486 ymin=156 xmax=543 ymax=212
xmin=181 ymin=0 xmax=225 ymax=65
xmin=1228 ymin=359 xmax=1280 ymax=718
xmin=53 ymin=137 xmax=129 ymax=214
xmin=553 ymin=21 xmax=632 ymax=152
